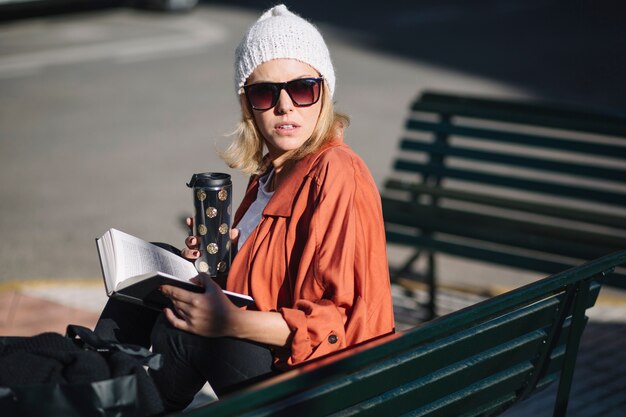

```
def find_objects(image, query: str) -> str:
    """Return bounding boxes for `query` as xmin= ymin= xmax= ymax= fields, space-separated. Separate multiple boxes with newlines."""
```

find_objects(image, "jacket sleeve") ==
xmin=276 ymin=154 xmax=394 ymax=368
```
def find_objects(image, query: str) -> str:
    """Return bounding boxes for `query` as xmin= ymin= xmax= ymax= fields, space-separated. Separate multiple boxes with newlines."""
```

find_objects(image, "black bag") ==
xmin=0 ymin=325 xmax=165 ymax=417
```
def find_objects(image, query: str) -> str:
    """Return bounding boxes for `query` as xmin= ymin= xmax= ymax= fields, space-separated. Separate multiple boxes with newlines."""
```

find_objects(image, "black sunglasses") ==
xmin=242 ymin=77 xmax=323 ymax=111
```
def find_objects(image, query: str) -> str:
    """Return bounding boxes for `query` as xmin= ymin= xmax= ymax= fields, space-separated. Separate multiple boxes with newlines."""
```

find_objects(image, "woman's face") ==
xmin=244 ymin=59 xmax=323 ymax=165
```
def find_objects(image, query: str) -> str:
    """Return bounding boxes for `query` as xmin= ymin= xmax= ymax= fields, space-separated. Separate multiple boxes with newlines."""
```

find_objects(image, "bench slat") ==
xmin=384 ymin=180 xmax=626 ymax=229
xmin=382 ymin=198 xmax=625 ymax=258
xmin=348 ymin=340 xmax=571 ymax=417
xmin=393 ymin=159 xmax=626 ymax=206
xmin=338 ymin=329 xmax=577 ymax=417
xmin=413 ymin=92 xmax=626 ymax=137
xmin=459 ymin=393 xmax=521 ymax=417
xmin=334 ymin=358 xmax=533 ymax=416
xmin=404 ymin=119 xmax=626 ymax=160
xmin=361 ymin=363 xmax=533 ymax=417
xmin=385 ymin=230 xmax=626 ymax=289
xmin=399 ymin=138 xmax=626 ymax=182
xmin=458 ymin=373 xmax=559 ymax=417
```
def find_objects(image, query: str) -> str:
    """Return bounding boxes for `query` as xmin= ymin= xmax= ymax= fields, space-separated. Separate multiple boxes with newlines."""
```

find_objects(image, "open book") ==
xmin=96 ymin=228 xmax=253 ymax=311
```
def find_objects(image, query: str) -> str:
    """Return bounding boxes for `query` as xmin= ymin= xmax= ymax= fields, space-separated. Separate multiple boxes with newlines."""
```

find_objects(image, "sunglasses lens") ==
xmin=247 ymin=84 xmax=278 ymax=110
xmin=288 ymin=79 xmax=320 ymax=106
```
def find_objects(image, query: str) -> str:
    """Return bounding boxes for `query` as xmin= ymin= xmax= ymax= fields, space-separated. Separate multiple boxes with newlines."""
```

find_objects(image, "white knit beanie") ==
xmin=234 ymin=4 xmax=335 ymax=97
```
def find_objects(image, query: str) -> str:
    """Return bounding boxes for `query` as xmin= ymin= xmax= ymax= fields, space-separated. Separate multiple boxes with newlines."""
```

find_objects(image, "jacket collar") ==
xmin=263 ymin=140 xmax=343 ymax=218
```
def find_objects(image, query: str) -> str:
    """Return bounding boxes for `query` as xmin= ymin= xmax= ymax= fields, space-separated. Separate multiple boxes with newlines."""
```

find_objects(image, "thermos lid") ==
xmin=187 ymin=172 xmax=231 ymax=188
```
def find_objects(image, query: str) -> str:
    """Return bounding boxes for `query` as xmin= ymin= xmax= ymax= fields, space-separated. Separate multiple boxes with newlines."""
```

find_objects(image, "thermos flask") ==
xmin=186 ymin=173 xmax=232 ymax=283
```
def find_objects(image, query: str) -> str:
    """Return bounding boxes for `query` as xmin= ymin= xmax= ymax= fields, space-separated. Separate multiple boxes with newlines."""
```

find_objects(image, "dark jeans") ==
xmin=95 ymin=298 xmax=276 ymax=412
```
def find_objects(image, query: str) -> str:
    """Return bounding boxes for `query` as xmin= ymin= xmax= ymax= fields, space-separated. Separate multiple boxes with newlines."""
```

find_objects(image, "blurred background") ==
xmin=1 ymin=0 xmax=625 ymax=286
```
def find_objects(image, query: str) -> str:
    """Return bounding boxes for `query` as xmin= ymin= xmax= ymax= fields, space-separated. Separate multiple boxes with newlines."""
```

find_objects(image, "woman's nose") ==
xmin=274 ymin=89 xmax=294 ymax=114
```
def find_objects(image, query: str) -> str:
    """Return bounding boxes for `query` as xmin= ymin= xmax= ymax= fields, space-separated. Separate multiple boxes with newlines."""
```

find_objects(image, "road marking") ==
xmin=0 ymin=21 xmax=226 ymax=78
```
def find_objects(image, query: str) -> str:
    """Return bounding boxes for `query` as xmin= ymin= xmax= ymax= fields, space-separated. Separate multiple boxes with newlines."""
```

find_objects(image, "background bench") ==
xmin=382 ymin=91 xmax=626 ymax=319
xmin=186 ymin=250 xmax=626 ymax=417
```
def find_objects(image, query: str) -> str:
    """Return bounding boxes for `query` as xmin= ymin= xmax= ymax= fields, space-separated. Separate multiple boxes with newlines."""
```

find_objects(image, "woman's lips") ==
xmin=275 ymin=123 xmax=300 ymax=134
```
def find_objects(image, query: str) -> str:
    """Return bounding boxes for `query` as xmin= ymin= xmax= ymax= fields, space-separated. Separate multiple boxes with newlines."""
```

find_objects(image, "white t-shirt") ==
xmin=237 ymin=169 xmax=275 ymax=250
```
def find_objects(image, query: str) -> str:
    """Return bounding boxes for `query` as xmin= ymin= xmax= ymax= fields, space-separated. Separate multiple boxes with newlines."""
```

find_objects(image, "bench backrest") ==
xmin=383 ymin=91 xmax=626 ymax=288
xmin=185 ymin=250 xmax=626 ymax=417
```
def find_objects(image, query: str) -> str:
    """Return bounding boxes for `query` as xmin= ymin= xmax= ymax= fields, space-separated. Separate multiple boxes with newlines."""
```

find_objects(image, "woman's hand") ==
xmin=181 ymin=217 xmax=200 ymax=261
xmin=160 ymin=273 xmax=239 ymax=338
xmin=181 ymin=217 xmax=241 ymax=261
xmin=161 ymin=274 xmax=292 ymax=346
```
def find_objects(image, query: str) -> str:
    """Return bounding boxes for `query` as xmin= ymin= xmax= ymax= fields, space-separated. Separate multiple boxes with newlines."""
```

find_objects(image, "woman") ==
xmin=96 ymin=4 xmax=394 ymax=412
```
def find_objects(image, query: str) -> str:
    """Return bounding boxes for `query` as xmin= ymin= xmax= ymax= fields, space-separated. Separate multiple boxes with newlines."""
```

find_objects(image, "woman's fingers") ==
xmin=169 ymin=298 xmax=193 ymax=314
xmin=164 ymin=307 xmax=191 ymax=331
xmin=160 ymin=284 xmax=198 ymax=305
xmin=161 ymin=275 xmax=234 ymax=337
xmin=196 ymin=273 xmax=218 ymax=289
xmin=185 ymin=235 xmax=199 ymax=248
xmin=180 ymin=217 xmax=201 ymax=261
xmin=181 ymin=235 xmax=201 ymax=260
xmin=181 ymin=247 xmax=200 ymax=260
xmin=170 ymin=300 xmax=193 ymax=321
xmin=189 ymin=275 xmax=204 ymax=285
xmin=230 ymin=227 xmax=240 ymax=248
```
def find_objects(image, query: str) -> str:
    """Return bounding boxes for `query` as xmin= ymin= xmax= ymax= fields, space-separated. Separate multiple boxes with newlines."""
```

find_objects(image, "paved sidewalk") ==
xmin=1 ymin=279 xmax=625 ymax=416
xmin=0 ymin=280 xmax=106 ymax=337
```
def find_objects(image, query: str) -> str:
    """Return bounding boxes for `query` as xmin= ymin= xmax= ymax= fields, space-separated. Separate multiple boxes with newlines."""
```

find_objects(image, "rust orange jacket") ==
xmin=226 ymin=140 xmax=395 ymax=369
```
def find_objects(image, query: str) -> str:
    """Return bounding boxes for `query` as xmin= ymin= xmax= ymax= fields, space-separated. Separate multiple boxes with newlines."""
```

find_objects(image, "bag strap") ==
xmin=66 ymin=325 xmax=163 ymax=370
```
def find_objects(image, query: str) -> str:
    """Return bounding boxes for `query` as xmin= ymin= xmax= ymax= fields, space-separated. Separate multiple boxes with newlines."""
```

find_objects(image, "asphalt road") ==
xmin=1 ymin=2 xmax=624 ymax=287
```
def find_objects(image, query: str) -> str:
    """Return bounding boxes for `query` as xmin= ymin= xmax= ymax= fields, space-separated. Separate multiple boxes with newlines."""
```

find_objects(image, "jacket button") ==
xmin=328 ymin=334 xmax=338 ymax=344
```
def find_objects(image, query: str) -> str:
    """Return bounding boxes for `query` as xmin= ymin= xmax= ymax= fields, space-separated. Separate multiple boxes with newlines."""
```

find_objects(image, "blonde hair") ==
xmin=221 ymin=82 xmax=349 ymax=175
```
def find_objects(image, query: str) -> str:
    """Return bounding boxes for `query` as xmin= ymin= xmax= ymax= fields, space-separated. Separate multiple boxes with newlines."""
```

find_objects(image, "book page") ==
xmin=96 ymin=234 xmax=116 ymax=295
xmin=111 ymin=229 xmax=197 ymax=284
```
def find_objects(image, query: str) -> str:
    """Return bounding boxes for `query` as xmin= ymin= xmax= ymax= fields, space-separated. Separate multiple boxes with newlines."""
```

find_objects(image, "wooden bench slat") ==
xmin=404 ymin=119 xmax=626 ymax=160
xmin=456 ymin=371 xmax=560 ymax=417
xmin=458 ymin=393 xmax=521 ymax=417
xmin=388 ymin=336 xmax=571 ymax=417
xmin=333 ymin=358 xmax=535 ymax=416
xmin=416 ymin=341 xmax=570 ymax=417
xmin=404 ymin=343 xmax=565 ymax=417
xmin=399 ymin=138 xmax=626 ymax=182
xmin=382 ymin=363 xmax=533 ymax=417
xmin=384 ymin=180 xmax=626 ymax=229
xmin=386 ymin=230 xmax=626 ymax=289
xmin=393 ymin=159 xmax=626 ymax=206
xmin=413 ymin=92 xmax=626 ymax=137
xmin=382 ymin=198 xmax=624 ymax=258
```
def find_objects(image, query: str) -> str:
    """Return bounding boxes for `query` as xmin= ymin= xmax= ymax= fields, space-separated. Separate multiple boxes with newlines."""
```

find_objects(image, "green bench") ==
xmin=382 ymin=91 xmax=626 ymax=319
xmin=184 ymin=250 xmax=626 ymax=417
